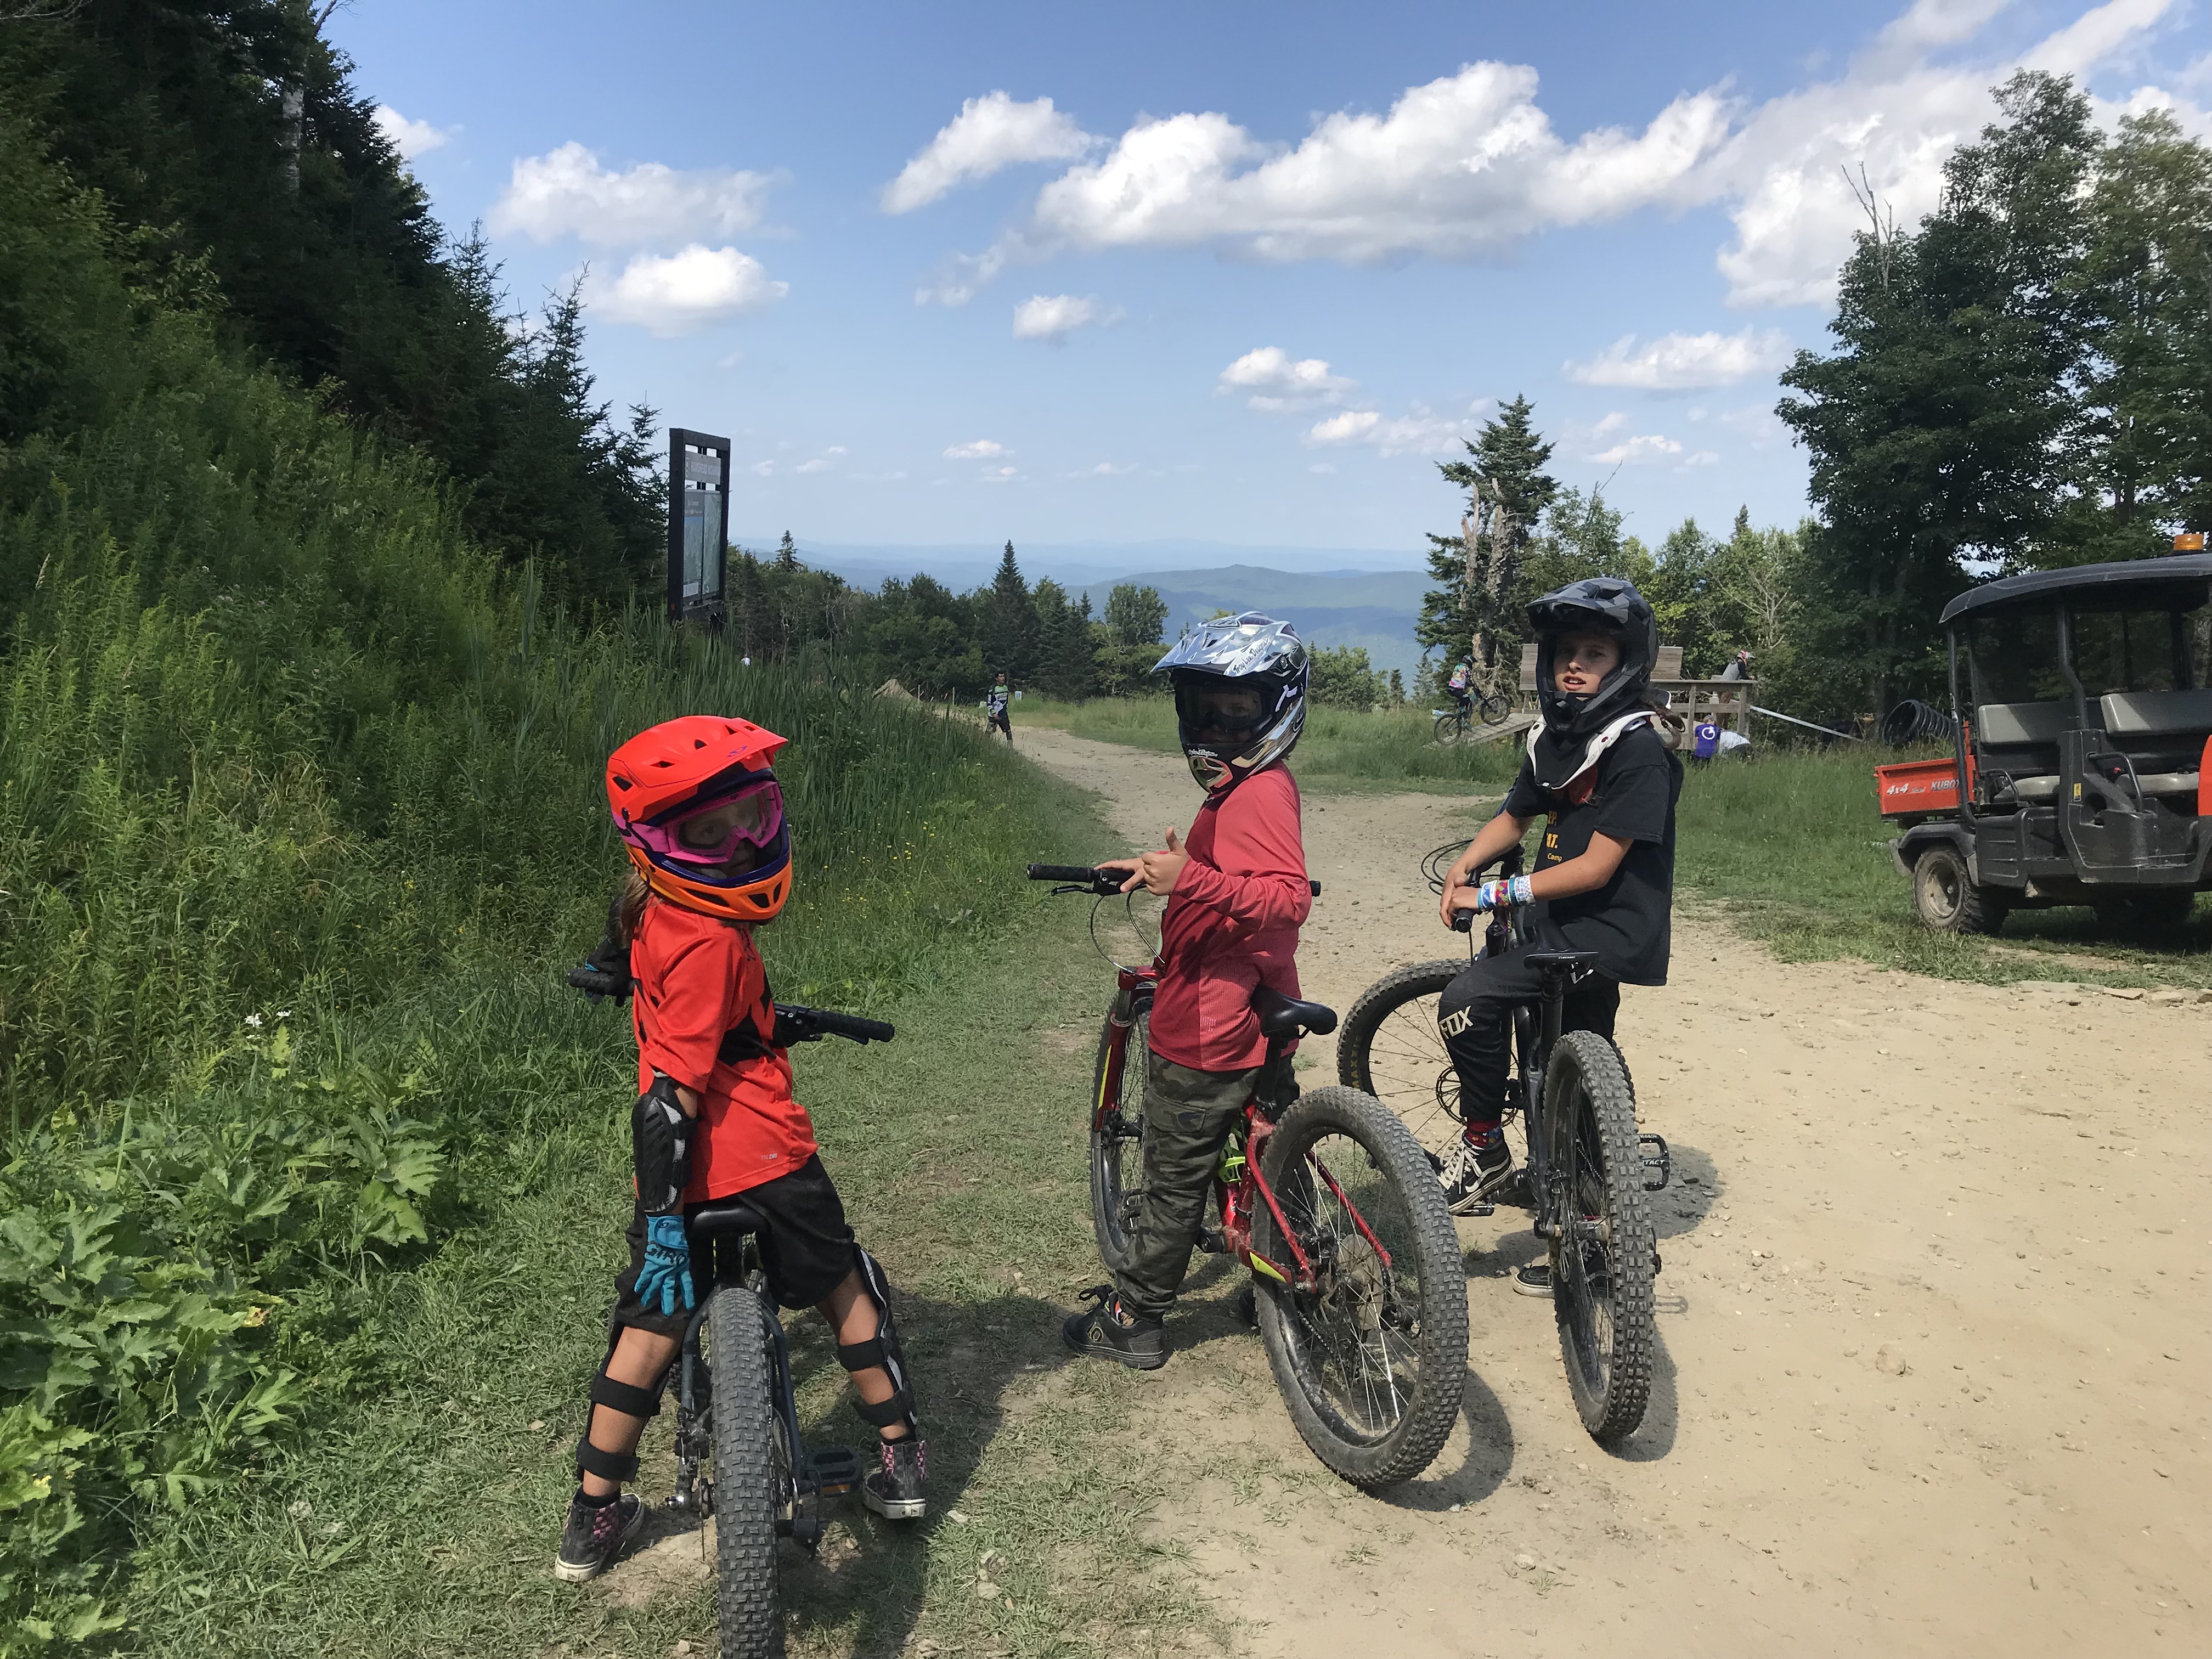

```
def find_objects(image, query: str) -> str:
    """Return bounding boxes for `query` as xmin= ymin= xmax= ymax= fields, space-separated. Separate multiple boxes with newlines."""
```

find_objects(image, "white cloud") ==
xmin=1077 ymin=461 xmax=1137 ymax=476
xmin=1012 ymin=293 xmax=1119 ymax=341
xmin=1562 ymin=411 xmax=1689 ymax=466
xmin=1304 ymin=406 xmax=1470 ymax=456
xmin=1566 ymin=327 xmax=1796 ymax=389
xmin=592 ymin=246 xmax=788 ymax=336
xmin=882 ymin=92 xmax=1094 ymax=213
xmin=793 ymin=447 xmax=847 ymax=475
xmin=1593 ymin=433 xmax=1685 ymax=464
xmin=373 ymin=105 xmax=450 ymax=161
xmin=923 ymin=1 xmax=2192 ymax=309
xmin=491 ymin=142 xmax=775 ymax=246
xmin=943 ymin=439 xmax=1008 ymax=459
xmin=979 ymin=465 xmax=1020 ymax=483
xmin=1217 ymin=347 xmax=1358 ymax=411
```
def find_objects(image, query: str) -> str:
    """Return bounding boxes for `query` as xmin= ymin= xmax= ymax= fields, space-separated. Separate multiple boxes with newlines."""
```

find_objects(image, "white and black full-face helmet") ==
xmin=1527 ymin=578 xmax=1658 ymax=741
xmin=1153 ymin=611 xmax=1309 ymax=792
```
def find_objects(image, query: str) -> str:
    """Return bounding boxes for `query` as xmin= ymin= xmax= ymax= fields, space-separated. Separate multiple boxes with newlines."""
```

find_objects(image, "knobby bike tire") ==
xmin=1432 ymin=712 xmax=1465 ymax=746
xmin=710 ymin=1285 xmax=787 ymax=1659
xmin=1336 ymin=960 xmax=1528 ymax=1173
xmin=1478 ymin=692 xmax=1514 ymax=725
xmin=1088 ymin=1001 xmax=1149 ymax=1274
xmin=1251 ymin=1086 xmax=1468 ymax=1489
xmin=1544 ymin=1030 xmax=1656 ymax=1444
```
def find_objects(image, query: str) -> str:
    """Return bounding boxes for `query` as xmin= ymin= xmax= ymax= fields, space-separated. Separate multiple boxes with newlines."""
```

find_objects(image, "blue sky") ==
xmin=338 ymin=0 xmax=2209 ymax=565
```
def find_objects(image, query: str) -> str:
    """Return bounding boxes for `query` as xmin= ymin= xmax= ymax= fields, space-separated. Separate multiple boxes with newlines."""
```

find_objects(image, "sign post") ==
xmin=667 ymin=428 xmax=731 ymax=628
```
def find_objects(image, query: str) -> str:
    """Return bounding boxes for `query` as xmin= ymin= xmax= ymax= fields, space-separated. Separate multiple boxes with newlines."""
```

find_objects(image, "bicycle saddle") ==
xmin=1525 ymin=949 xmax=1601 ymax=975
xmin=686 ymin=1198 xmax=769 ymax=1239
xmin=1251 ymin=985 xmax=1338 ymax=1039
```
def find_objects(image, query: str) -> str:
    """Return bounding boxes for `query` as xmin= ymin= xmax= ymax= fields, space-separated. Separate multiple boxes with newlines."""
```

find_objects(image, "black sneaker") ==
xmin=1440 ymin=1128 xmax=1514 ymax=1215
xmin=1062 ymin=1285 xmax=1167 ymax=1370
xmin=553 ymin=1490 xmax=644 ymax=1582
xmin=1511 ymin=1262 xmax=1553 ymax=1298
xmin=862 ymin=1437 xmax=927 ymax=1521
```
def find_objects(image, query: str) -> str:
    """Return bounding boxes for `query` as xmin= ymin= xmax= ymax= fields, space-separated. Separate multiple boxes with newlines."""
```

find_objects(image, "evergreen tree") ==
xmin=775 ymin=531 xmax=800 ymax=572
xmin=1419 ymin=396 xmax=1558 ymax=691
xmin=979 ymin=541 xmax=1037 ymax=680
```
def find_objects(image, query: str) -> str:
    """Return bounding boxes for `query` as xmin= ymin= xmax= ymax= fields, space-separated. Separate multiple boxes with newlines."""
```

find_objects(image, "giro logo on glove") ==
xmin=634 ymin=1215 xmax=695 ymax=1317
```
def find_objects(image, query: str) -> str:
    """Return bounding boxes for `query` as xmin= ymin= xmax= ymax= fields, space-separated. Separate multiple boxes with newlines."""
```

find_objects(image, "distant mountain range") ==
xmin=1070 ymin=565 xmax=1431 ymax=679
xmin=743 ymin=535 xmax=1435 ymax=678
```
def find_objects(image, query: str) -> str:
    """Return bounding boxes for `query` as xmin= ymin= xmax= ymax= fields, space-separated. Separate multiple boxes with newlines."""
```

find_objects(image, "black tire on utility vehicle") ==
xmin=1250 ymin=1085 xmax=1469 ymax=1489
xmin=710 ymin=1284 xmax=787 ymax=1659
xmin=1912 ymin=843 xmax=2006 ymax=934
xmin=1544 ymin=1030 xmax=1656 ymax=1446
xmin=1088 ymin=1002 xmax=1149 ymax=1274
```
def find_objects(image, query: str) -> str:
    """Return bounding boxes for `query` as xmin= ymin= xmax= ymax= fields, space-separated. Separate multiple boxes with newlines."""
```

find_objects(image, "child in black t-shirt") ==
xmin=1431 ymin=580 xmax=1682 ymax=1291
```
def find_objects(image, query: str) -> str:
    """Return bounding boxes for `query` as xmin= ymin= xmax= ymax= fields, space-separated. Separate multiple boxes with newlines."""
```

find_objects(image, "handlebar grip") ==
xmin=1310 ymin=880 xmax=1321 ymax=897
xmin=1450 ymin=910 xmax=1474 ymax=934
xmin=1027 ymin=864 xmax=1105 ymax=883
xmin=813 ymin=1011 xmax=895 ymax=1043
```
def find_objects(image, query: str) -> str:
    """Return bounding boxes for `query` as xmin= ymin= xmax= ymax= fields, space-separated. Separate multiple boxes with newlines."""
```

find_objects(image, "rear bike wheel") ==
xmin=1543 ymin=1030 xmax=1656 ymax=1445
xmin=1477 ymin=691 xmax=1513 ymax=725
xmin=1336 ymin=961 xmax=1528 ymax=1177
xmin=1251 ymin=1086 xmax=1468 ymax=1489
xmin=1088 ymin=1002 xmax=1150 ymax=1274
xmin=709 ymin=1284 xmax=788 ymax=1659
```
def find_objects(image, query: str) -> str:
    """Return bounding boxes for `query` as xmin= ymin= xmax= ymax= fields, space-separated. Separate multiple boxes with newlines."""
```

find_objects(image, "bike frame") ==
xmin=1095 ymin=967 xmax=1391 ymax=1295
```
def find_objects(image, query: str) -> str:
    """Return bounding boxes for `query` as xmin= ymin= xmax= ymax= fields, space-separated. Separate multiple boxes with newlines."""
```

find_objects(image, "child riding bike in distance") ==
xmin=555 ymin=716 xmax=926 ymax=1582
xmin=1064 ymin=613 xmax=1312 ymax=1368
xmin=1433 ymin=580 xmax=1683 ymax=1292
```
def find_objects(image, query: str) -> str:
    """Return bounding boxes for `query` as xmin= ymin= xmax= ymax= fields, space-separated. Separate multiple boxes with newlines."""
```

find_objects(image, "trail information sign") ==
xmin=667 ymin=428 xmax=731 ymax=627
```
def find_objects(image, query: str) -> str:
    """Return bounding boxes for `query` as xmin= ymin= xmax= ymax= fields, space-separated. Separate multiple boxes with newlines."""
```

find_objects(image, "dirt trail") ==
xmin=1017 ymin=726 xmax=2210 ymax=1657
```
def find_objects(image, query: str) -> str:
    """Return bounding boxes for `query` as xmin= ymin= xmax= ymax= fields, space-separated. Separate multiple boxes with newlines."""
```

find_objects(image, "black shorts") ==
xmin=611 ymin=1154 xmax=857 ymax=1336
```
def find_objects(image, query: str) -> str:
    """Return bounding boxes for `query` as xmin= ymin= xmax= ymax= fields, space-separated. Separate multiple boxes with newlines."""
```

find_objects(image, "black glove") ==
xmin=565 ymin=896 xmax=633 ymax=1005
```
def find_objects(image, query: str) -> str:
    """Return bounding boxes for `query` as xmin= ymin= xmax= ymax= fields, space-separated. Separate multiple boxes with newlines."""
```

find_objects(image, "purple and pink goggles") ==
xmin=629 ymin=771 xmax=786 ymax=868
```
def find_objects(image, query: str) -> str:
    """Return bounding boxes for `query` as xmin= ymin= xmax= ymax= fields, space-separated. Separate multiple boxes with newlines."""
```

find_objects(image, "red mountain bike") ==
xmin=1028 ymin=865 xmax=1467 ymax=1489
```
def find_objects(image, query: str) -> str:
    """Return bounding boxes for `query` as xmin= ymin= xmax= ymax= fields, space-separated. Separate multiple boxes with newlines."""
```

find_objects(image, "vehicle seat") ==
xmin=1973 ymin=700 xmax=2071 ymax=801
xmin=2098 ymin=689 xmax=2212 ymax=737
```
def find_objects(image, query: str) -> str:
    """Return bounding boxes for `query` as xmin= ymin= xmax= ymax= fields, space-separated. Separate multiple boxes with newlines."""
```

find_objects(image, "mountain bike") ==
xmin=1334 ymin=847 xmax=1669 ymax=1445
xmin=1027 ymin=864 xmax=1467 ymax=1489
xmin=658 ymin=1005 xmax=894 ymax=1659
xmin=1433 ymin=689 xmax=1513 ymax=744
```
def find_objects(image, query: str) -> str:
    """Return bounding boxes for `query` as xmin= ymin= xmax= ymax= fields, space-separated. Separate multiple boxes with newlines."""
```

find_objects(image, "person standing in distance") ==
xmin=985 ymin=671 xmax=1013 ymax=743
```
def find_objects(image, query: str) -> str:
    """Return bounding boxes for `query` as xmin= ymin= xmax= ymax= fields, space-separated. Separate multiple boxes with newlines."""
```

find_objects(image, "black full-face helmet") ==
xmin=1527 ymin=578 xmax=1658 ymax=741
xmin=1152 ymin=612 xmax=1308 ymax=792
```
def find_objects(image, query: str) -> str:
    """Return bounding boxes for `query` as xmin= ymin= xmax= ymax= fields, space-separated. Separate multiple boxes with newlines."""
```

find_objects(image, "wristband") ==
xmin=1474 ymin=875 xmax=1535 ymax=912
xmin=1511 ymin=873 xmax=1535 ymax=907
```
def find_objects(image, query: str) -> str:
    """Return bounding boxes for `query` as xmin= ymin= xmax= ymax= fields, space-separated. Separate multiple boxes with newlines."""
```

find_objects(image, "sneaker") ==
xmin=553 ymin=1490 xmax=644 ymax=1582
xmin=1440 ymin=1128 xmax=1515 ymax=1216
xmin=1511 ymin=1262 xmax=1553 ymax=1298
xmin=861 ymin=1436 xmax=927 ymax=1521
xmin=1061 ymin=1285 xmax=1167 ymax=1370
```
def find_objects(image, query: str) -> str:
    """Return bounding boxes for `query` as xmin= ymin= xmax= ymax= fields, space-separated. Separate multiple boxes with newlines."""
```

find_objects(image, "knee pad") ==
xmin=573 ymin=1333 xmax=672 ymax=1483
xmin=836 ymin=1246 xmax=919 ymax=1436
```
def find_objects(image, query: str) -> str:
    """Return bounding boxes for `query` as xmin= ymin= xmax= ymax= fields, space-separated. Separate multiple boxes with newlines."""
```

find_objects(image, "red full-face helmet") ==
xmin=605 ymin=715 xmax=793 ymax=923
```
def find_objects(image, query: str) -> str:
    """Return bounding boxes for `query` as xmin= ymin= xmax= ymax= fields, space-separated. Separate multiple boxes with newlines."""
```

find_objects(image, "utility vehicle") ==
xmin=1878 ymin=550 xmax=2212 ymax=934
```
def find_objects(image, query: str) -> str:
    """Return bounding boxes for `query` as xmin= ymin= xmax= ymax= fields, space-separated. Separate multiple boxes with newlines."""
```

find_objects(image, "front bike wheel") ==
xmin=1336 ymin=961 xmax=1528 ymax=1176
xmin=1544 ymin=1030 xmax=1656 ymax=1444
xmin=709 ymin=1284 xmax=788 ymax=1659
xmin=1432 ymin=711 xmax=1465 ymax=746
xmin=1088 ymin=1002 xmax=1149 ymax=1273
xmin=1251 ymin=1086 xmax=1468 ymax=1489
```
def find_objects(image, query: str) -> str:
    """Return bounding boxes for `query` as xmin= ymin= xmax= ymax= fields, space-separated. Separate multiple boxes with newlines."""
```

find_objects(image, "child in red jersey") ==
xmin=1064 ymin=615 xmax=1311 ymax=1369
xmin=555 ymin=716 xmax=925 ymax=1583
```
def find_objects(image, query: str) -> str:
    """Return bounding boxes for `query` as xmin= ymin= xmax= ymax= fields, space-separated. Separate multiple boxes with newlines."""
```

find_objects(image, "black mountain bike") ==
xmin=1334 ymin=848 xmax=1669 ymax=1444
xmin=659 ymin=1005 xmax=894 ymax=1659
xmin=1434 ymin=690 xmax=1513 ymax=744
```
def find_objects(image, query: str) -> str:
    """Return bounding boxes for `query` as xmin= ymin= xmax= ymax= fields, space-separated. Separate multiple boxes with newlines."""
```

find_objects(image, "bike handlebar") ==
xmin=772 ymin=1003 xmax=895 ymax=1045
xmin=1026 ymin=863 xmax=1321 ymax=898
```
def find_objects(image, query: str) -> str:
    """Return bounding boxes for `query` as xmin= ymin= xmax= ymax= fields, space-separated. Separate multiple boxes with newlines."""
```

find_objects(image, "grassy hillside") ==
xmin=0 ymin=113 xmax=1094 ymax=1651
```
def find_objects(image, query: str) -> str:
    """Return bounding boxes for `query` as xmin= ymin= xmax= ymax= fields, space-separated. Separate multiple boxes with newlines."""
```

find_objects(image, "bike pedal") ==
xmin=805 ymin=1446 xmax=862 ymax=1496
xmin=1197 ymin=1227 xmax=1229 ymax=1255
xmin=1639 ymin=1133 xmax=1672 ymax=1193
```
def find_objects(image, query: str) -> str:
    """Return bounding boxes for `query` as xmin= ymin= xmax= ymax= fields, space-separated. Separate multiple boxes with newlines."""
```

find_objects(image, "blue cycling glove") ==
xmin=634 ymin=1214 xmax=695 ymax=1317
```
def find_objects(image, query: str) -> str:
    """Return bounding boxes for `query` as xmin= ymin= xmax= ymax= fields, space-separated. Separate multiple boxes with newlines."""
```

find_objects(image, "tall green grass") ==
xmin=0 ymin=116 xmax=1083 ymax=1651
